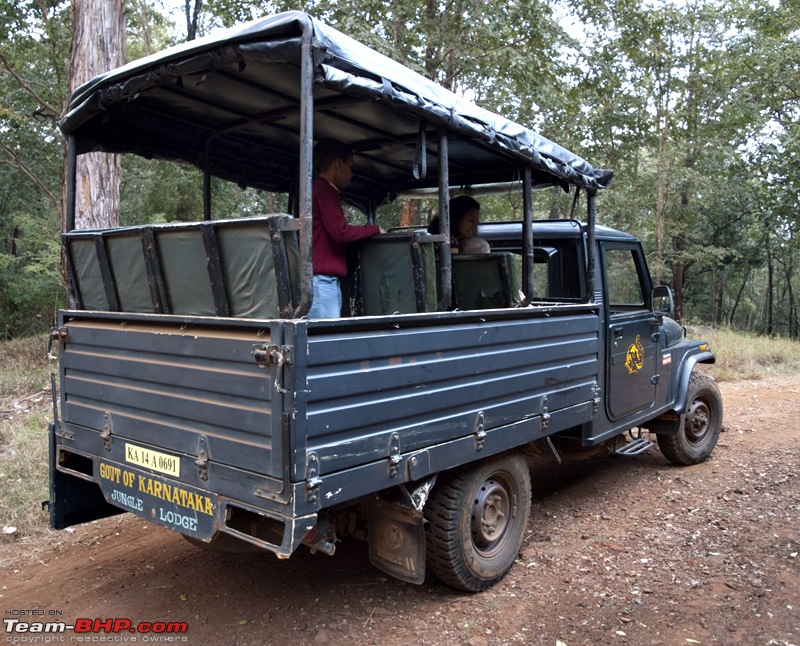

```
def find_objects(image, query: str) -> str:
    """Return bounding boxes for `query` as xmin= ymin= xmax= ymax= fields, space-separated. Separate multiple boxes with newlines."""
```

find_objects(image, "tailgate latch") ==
xmin=253 ymin=344 xmax=293 ymax=366
xmin=47 ymin=327 xmax=67 ymax=360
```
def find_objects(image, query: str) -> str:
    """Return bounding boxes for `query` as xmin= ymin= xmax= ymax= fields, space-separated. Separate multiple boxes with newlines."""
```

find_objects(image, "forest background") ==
xmin=1 ymin=0 xmax=798 ymax=339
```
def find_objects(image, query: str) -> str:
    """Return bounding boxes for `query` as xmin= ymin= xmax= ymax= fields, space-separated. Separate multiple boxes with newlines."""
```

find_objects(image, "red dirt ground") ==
xmin=2 ymin=376 xmax=798 ymax=646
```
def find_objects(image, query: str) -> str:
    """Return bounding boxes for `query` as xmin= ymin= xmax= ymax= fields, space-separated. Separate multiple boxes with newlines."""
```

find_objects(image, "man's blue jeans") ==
xmin=308 ymin=275 xmax=342 ymax=318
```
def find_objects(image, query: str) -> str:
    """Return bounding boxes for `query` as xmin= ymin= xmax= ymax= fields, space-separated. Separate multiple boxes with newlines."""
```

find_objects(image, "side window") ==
xmin=510 ymin=251 xmax=551 ymax=300
xmin=532 ymin=256 xmax=550 ymax=298
xmin=605 ymin=247 xmax=645 ymax=310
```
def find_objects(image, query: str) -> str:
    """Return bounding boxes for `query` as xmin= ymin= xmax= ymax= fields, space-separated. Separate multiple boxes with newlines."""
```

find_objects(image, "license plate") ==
xmin=96 ymin=460 xmax=218 ymax=538
xmin=124 ymin=442 xmax=180 ymax=477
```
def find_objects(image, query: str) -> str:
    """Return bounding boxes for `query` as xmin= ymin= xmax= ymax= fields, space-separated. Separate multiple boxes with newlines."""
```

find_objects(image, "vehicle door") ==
xmin=602 ymin=243 xmax=659 ymax=421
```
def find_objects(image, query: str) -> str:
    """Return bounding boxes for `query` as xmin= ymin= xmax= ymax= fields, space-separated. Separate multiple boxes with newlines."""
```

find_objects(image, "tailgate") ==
xmin=56 ymin=316 xmax=287 ymax=498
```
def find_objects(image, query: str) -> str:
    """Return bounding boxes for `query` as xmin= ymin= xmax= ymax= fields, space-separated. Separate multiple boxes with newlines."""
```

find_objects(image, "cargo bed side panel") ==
xmin=303 ymin=312 xmax=600 ymax=475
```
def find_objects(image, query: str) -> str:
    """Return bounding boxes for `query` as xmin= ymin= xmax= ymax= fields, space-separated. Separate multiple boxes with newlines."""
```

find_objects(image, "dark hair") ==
xmin=313 ymin=138 xmax=353 ymax=176
xmin=449 ymin=195 xmax=480 ymax=235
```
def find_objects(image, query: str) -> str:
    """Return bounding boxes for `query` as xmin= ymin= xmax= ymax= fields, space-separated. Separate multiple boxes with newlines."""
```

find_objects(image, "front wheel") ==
xmin=657 ymin=371 xmax=723 ymax=465
xmin=425 ymin=453 xmax=531 ymax=592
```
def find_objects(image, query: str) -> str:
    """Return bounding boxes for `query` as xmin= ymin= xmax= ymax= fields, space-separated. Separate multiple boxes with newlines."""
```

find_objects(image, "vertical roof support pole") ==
xmin=294 ymin=26 xmax=315 ymax=318
xmin=437 ymin=128 xmax=452 ymax=311
xmin=65 ymin=135 xmax=77 ymax=234
xmin=585 ymin=188 xmax=597 ymax=303
xmin=522 ymin=165 xmax=534 ymax=305
xmin=64 ymin=134 xmax=79 ymax=308
xmin=203 ymin=165 xmax=212 ymax=221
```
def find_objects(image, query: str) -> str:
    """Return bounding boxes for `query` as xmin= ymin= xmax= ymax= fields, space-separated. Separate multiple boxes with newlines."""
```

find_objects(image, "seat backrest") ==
xmin=351 ymin=233 xmax=438 ymax=315
xmin=65 ymin=215 xmax=299 ymax=318
xmin=452 ymin=252 xmax=516 ymax=310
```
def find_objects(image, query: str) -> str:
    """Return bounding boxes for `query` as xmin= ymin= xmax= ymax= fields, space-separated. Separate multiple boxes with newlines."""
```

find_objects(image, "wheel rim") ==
xmin=685 ymin=396 xmax=711 ymax=444
xmin=471 ymin=476 xmax=513 ymax=555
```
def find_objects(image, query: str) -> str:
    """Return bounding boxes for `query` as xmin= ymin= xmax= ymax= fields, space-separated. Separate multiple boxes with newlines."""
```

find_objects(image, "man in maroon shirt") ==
xmin=308 ymin=138 xmax=382 ymax=318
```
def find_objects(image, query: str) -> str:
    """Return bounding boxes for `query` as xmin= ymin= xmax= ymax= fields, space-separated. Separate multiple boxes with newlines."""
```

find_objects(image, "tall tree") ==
xmin=185 ymin=0 xmax=202 ymax=41
xmin=66 ymin=0 xmax=126 ymax=230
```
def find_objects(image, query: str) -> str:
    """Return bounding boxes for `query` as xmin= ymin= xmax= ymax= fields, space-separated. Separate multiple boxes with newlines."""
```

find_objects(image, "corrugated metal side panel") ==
xmin=60 ymin=320 xmax=277 ymax=478
xmin=304 ymin=313 xmax=600 ymax=474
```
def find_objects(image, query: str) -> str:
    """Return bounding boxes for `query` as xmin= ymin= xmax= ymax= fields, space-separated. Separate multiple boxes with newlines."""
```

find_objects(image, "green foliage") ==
xmin=0 ymin=173 xmax=64 ymax=338
xmin=1 ymin=0 xmax=800 ymax=337
xmin=0 ymin=1 xmax=68 ymax=338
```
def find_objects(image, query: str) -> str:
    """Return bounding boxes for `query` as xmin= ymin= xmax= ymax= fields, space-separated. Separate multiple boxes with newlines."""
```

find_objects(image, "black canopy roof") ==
xmin=60 ymin=11 xmax=612 ymax=212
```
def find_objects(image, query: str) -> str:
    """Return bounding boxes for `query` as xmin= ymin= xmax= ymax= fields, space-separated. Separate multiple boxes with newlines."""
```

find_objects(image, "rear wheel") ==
xmin=425 ymin=453 xmax=531 ymax=592
xmin=657 ymin=371 xmax=723 ymax=465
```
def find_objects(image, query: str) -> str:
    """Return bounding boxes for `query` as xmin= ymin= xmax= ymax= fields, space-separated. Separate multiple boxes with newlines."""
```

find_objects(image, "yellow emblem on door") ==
xmin=625 ymin=334 xmax=644 ymax=374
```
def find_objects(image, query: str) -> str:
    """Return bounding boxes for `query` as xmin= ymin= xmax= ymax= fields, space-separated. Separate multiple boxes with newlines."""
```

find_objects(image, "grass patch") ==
xmin=0 ymin=402 xmax=51 ymax=541
xmin=687 ymin=326 xmax=800 ymax=381
xmin=1 ymin=335 xmax=53 ymax=541
xmin=0 ymin=334 xmax=51 ymax=402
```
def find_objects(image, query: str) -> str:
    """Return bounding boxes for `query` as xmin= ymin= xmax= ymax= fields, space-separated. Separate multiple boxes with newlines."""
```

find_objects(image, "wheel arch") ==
xmin=672 ymin=351 xmax=715 ymax=414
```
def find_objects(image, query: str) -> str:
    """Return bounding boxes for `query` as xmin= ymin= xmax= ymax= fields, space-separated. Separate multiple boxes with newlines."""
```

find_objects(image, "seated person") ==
xmin=427 ymin=196 xmax=489 ymax=254
xmin=450 ymin=195 xmax=481 ymax=247
xmin=459 ymin=235 xmax=491 ymax=254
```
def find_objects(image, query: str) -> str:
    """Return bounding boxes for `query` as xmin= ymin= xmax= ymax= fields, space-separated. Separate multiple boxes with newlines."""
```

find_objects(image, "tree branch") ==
xmin=0 ymin=141 xmax=60 ymax=212
xmin=0 ymin=52 xmax=60 ymax=119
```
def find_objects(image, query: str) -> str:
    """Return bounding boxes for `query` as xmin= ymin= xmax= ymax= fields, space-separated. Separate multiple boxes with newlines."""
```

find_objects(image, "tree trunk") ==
xmin=399 ymin=199 xmax=420 ymax=228
xmin=549 ymin=186 xmax=562 ymax=220
xmin=185 ymin=0 xmax=202 ymax=42
xmin=786 ymin=259 xmax=796 ymax=338
xmin=138 ymin=0 xmax=152 ymax=56
xmin=671 ymin=232 xmax=687 ymax=323
xmin=655 ymin=111 xmax=670 ymax=285
xmin=710 ymin=269 xmax=723 ymax=325
xmin=765 ymin=247 xmax=774 ymax=336
xmin=729 ymin=266 xmax=750 ymax=327
xmin=64 ymin=0 xmax=126 ymax=231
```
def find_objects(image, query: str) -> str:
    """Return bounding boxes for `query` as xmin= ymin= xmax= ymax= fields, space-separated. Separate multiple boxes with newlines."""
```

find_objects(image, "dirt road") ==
xmin=2 ymin=377 xmax=798 ymax=646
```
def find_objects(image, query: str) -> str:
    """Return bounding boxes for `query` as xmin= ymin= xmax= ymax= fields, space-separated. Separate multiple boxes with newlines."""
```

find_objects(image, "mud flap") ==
xmin=48 ymin=423 xmax=123 ymax=529
xmin=645 ymin=412 xmax=683 ymax=436
xmin=367 ymin=499 xmax=426 ymax=585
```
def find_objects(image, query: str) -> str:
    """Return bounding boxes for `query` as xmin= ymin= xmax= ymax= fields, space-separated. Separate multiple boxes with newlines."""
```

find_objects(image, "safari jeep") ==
xmin=48 ymin=11 xmax=722 ymax=591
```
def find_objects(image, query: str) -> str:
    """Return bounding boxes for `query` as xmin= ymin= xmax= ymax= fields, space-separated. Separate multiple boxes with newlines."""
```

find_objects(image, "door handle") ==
xmin=613 ymin=327 xmax=624 ymax=338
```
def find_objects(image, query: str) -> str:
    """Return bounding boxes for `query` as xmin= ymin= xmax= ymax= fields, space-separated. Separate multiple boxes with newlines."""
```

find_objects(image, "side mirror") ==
xmin=652 ymin=285 xmax=674 ymax=316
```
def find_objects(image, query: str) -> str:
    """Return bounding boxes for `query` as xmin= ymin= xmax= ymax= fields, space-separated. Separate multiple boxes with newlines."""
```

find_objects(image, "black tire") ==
xmin=425 ymin=453 xmax=531 ymax=592
xmin=657 ymin=371 xmax=723 ymax=465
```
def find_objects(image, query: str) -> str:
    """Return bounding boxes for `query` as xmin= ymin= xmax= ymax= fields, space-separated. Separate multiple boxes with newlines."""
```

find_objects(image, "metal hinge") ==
xmin=387 ymin=433 xmax=402 ymax=478
xmin=196 ymin=435 xmax=209 ymax=481
xmin=252 ymin=344 xmax=293 ymax=366
xmin=592 ymin=383 xmax=601 ymax=414
xmin=306 ymin=452 xmax=321 ymax=503
xmin=100 ymin=412 xmax=113 ymax=451
xmin=541 ymin=397 xmax=550 ymax=431
xmin=474 ymin=411 xmax=486 ymax=451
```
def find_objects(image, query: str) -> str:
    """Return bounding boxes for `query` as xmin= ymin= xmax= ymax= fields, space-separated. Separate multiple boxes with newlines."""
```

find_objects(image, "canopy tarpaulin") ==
xmin=60 ymin=11 xmax=612 ymax=212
